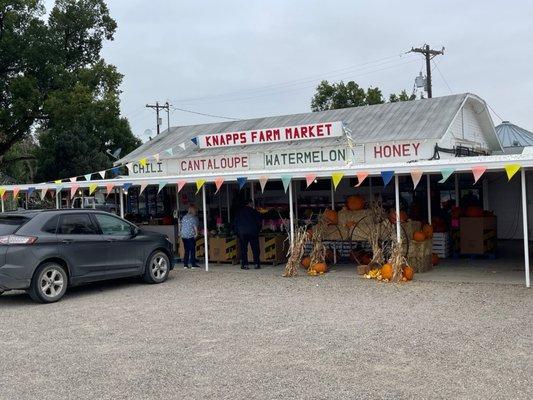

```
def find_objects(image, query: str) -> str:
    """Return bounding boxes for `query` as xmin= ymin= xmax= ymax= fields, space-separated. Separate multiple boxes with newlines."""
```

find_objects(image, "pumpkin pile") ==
xmin=346 ymin=195 xmax=365 ymax=211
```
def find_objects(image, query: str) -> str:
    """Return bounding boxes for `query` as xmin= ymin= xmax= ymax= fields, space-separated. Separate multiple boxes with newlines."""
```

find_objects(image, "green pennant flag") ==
xmin=281 ymin=175 xmax=292 ymax=193
xmin=438 ymin=168 xmax=455 ymax=183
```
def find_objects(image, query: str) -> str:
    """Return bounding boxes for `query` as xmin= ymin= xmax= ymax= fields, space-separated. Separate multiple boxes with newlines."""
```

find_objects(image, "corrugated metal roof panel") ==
xmin=118 ymin=93 xmax=469 ymax=163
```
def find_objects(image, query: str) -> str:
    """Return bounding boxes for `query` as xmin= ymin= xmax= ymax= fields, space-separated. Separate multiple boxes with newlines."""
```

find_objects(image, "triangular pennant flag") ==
xmin=99 ymin=170 xmax=106 ymax=179
xmin=111 ymin=167 xmax=120 ymax=175
xmin=179 ymin=142 xmax=186 ymax=151
xmin=89 ymin=183 xmax=98 ymax=195
xmin=154 ymin=153 xmax=160 ymax=163
xmin=504 ymin=164 xmax=520 ymax=181
xmin=259 ymin=176 xmax=268 ymax=193
xmin=0 ymin=188 xmax=5 ymax=198
xmin=281 ymin=175 xmax=292 ymax=193
xmin=355 ymin=172 xmax=369 ymax=187
xmin=70 ymin=184 xmax=80 ymax=199
xmin=305 ymin=174 xmax=317 ymax=188
xmin=195 ymin=179 xmax=206 ymax=194
xmin=56 ymin=184 xmax=64 ymax=192
xmin=13 ymin=187 xmax=20 ymax=198
xmin=214 ymin=177 xmax=224 ymax=194
xmin=54 ymin=180 xmax=62 ymax=184
xmin=139 ymin=182 xmax=149 ymax=195
xmin=471 ymin=166 xmax=487 ymax=185
xmin=237 ymin=177 xmax=247 ymax=190
xmin=331 ymin=172 xmax=344 ymax=190
xmin=40 ymin=187 xmax=48 ymax=200
xmin=191 ymin=137 xmax=198 ymax=146
xmin=438 ymin=168 xmax=455 ymax=183
xmin=84 ymin=173 xmax=92 ymax=182
xmin=69 ymin=177 xmax=77 ymax=183
xmin=27 ymin=187 xmax=35 ymax=196
xmin=410 ymin=170 xmax=423 ymax=190
xmin=105 ymin=183 xmax=115 ymax=196
xmin=122 ymin=183 xmax=132 ymax=192
xmin=157 ymin=181 xmax=167 ymax=194
xmin=381 ymin=171 xmax=394 ymax=187
xmin=139 ymin=158 xmax=147 ymax=167
xmin=165 ymin=148 xmax=174 ymax=156
xmin=177 ymin=180 xmax=186 ymax=193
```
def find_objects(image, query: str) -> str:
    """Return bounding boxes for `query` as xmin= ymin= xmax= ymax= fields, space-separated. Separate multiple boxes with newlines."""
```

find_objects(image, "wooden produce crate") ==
xmin=209 ymin=236 xmax=238 ymax=263
xmin=407 ymin=239 xmax=433 ymax=273
xmin=460 ymin=216 xmax=497 ymax=255
xmin=244 ymin=235 xmax=289 ymax=265
xmin=432 ymin=232 xmax=451 ymax=258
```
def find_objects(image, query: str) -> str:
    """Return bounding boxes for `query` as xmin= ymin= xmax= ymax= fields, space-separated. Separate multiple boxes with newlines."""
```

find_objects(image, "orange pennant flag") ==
xmin=471 ymin=166 xmax=487 ymax=185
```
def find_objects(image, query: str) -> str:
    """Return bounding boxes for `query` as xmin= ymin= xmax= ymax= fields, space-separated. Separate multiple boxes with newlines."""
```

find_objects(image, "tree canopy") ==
xmin=311 ymin=80 xmax=417 ymax=112
xmin=0 ymin=0 xmax=140 ymax=182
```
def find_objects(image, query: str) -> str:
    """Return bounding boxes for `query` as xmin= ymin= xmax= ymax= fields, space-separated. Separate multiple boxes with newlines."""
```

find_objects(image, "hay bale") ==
xmin=407 ymin=238 xmax=433 ymax=273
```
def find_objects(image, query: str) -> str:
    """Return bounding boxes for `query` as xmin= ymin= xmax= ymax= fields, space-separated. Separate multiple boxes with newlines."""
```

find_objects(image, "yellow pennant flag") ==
xmin=195 ymin=179 xmax=206 ymax=194
xmin=0 ymin=188 xmax=5 ymax=197
xmin=89 ymin=183 xmax=98 ymax=195
xmin=54 ymin=180 xmax=62 ymax=184
xmin=331 ymin=172 xmax=344 ymax=190
xmin=139 ymin=158 xmax=148 ymax=167
xmin=504 ymin=164 xmax=521 ymax=181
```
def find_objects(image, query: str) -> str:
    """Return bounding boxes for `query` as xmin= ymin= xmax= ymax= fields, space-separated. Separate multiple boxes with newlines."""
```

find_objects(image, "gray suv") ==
xmin=0 ymin=210 xmax=174 ymax=303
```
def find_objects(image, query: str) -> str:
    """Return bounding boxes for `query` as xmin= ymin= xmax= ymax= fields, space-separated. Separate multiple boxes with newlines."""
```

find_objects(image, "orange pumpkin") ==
xmin=402 ymin=265 xmax=414 ymax=281
xmin=345 ymin=220 xmax=357 ymax=229
xmin=432 ymin=253 xmax=440 ymax=266
xmin=311 ymin=263 xmax=328 ymax=273
xmin=324 ymin=209 xmax=338 ymax=225
xmin=301 ymin=256 xmax=311 ymax=269
xmin=380 ymin=263 xmax=393 ymax=280
xmin=422 ymin=224 xmax=433 ymax=239
xmin=465 ymin=206 xmax=484 ymax=218
xmin=346 ymin=195 xmax=365 ymax=211
xmin=413 ymin=231 xmax=426 ymax=242
xmin=388 ymin=210 xmax=408 ymax=224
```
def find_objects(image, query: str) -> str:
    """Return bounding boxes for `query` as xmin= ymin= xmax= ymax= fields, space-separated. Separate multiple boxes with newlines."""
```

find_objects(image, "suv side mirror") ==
xmin=130 ymin=226 xmax=139 ymax=237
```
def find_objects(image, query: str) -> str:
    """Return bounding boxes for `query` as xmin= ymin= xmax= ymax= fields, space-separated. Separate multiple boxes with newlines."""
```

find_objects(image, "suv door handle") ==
xmin=61 ymin=239 xmax=74 ymax=244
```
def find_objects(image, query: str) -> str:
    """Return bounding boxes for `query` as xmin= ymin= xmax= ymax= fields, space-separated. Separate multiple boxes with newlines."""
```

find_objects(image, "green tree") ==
xmin=311 ymin=80 xmax=416 ymax=111
xmin=389 ymin=90 xmax=417 ymax=103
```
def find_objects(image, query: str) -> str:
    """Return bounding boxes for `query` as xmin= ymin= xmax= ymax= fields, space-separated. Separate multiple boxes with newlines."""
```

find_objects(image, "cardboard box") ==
xmin=460 ymin=216 xmax=497 ymax=255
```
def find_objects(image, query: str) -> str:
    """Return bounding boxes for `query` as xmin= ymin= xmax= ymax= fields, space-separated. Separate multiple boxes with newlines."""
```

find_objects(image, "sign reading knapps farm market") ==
xmin=196 ymin=121 xmax=344 ymax=149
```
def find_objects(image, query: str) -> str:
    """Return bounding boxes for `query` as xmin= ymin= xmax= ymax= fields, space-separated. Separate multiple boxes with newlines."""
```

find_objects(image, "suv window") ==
xmin=41 ymin=215 xmax=59 ymax=234
xmin=94 ymin=214 xmax=132 ymax=236
xmin=58 ymin=214 xmax=98 ymax=235
xmin=0 ymin=216 xmax=29 ymax=235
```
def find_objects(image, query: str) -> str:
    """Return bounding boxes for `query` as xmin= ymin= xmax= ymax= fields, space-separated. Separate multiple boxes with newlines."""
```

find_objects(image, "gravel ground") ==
xmin=1 ymin=265 xmax=532 ymax=400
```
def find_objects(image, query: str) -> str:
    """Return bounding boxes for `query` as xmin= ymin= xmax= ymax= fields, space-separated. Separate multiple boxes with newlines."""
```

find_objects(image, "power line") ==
xmin=170 ymin=106 xmax=241 ymax=120
xmin=487 ymin=103 xmax=504 ymax=122
xmin=432 ymin=59 xmax=453 ymax=94
xmin=409 ymin=44 xmax=445 ymax=98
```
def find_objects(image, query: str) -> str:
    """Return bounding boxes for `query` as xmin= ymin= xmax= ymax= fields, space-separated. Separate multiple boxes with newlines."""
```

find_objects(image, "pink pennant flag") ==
xmin=214 ymin=177 xmax=224 ymax=194
xmin=177 ymin=180 xmax=186 ymax=193
xmin=40 ymin=187 xmax=48 ymax=200
xmin=69 ymin=177 xmax=77 ymax=183
xmin=305 ymin=174 xmax=317 ymax=188
xmin=471 ymin=166 xmax=487 ymax=185
xmin=105 ymin=183 xmax=115 ymax=196
xmin=70 ymin=184 xmax=80 ymax=199
xmin=259 ymin=176 xmax=268 ymax=193
xmin=410 ymin=170 xmax=423 ymax=189
xmin=355 ymin=171 xmax=369 ymax=187
xmin=13 ymin=187 xmax=20 ymax=198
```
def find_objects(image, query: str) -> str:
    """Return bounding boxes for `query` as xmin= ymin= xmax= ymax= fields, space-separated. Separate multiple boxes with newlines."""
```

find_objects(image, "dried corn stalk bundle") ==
xmin=389 ymin=238 xmax=406 ymax=282
xmin=367 ymin=201 xmax=388 ymax=266
xmin=282 ymin=226 xmax=308 ymax=277
xmin=309 ymin=215 xmax=327 ymax=266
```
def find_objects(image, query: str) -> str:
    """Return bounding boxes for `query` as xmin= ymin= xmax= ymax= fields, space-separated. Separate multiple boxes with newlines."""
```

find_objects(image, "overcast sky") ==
xmin=46 ymin=0 xmax=533 ymax=141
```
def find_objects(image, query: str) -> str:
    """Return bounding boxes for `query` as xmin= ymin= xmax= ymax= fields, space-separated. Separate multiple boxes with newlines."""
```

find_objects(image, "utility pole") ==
xmin=146 ymin=101 xmax=171 ymax=135
xmin=410 ymin=44 xmax=444 ymax=98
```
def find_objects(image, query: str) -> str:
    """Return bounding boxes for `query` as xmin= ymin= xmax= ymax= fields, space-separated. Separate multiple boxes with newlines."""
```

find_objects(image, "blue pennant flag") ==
xmin=122 ymin=183 xmax=132 ymax=191
xmin=111 ymin=167 xmax=120 ymax=175
xmin=27 ymin=187 xmax=36 ymax=196
xmin=191 ymin=137 xmax=198 ymax=146
xmin=237 ymin=177 xmax=247 ymax=190
xmin=381 ymin=171 xmax=394 ymax=187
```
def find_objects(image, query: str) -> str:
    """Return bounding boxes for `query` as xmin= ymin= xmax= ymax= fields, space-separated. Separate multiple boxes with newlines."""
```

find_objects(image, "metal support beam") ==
xmin=330 ymin=179 xmax=335 ymax=210
xmin=175 ymin=185 xmax=181 ymax=236
xmin=250 ymin=181 xmax=255 ymax=204
xmin=394 ymin=175 xmax=401 ymax=242
xmin=482 ymin=178 xmax=489 ymax=210
xmin=521 ymin=169 xmax=530 ymax=288
xmin=1 ymin=197 xmax=4 ymax=213
xmin=226 ymin=184 xmax=231 ymax=223
xmin=202 ymin=185 xmax=209 ymax=272
xmin=119 ymin=188 xmax=124 ymax=218
xmin=55 ymin=191 xmax=60 ymax=209
xmin=426 ymin=174 xmax=432 ymax=224
xmin=454 ymin=174 xmax=460 ymax=207
xmin=289 ymin=181 xmax=295 ymax=246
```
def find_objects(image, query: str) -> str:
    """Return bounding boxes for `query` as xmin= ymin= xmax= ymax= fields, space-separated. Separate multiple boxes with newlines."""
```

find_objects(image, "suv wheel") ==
xmin=143 ymin=251 xmax=170 ymax=284
xmin=28 ymin=263 xmax=68 ymax=303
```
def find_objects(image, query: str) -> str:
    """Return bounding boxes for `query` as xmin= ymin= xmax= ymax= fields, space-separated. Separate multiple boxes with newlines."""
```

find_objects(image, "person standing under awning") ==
xmin=235 ymin=200 xmax=262 ymax=270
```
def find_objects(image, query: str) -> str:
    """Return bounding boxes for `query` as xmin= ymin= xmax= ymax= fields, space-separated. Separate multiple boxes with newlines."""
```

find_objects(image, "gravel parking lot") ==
xmin=1 ymin=265 xmax=532 ymax=400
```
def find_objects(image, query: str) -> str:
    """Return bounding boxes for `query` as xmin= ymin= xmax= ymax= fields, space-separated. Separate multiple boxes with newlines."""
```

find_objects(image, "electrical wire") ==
xmin=487 ymin=103 xmax=504 ymax=122
xmin=170 ymin=106 xmax=241 ymax=120
xmin=432 ymin=59 xmax=453 ymax=94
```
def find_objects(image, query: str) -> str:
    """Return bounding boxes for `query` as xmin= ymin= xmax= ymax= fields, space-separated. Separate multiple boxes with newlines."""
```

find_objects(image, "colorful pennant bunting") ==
xmin=410 ymin=170 xmax=423 ymax=190
xmin=237 ymin=177 xmax=247 ymax=190
xmin=70 ymin=184 xmax=80 ymax=199
xmin=111 ymin=167 xmax=120 ymax=175
xmin=40 ymin=188 xmax=48 ymax=200
xmin=0 ymin=188 xmax=5 ymax=198
xmin=13 ymin=187 xmax=20 ymax=198
xmin=195 ymin=179 xmax=206 ymax=194
xmin=471 ymin=166 xmax=487 ymax=185
xmin=69 ymin=177 xmax=77 ymax=183
xmin=154 ymin=153 xmax=160 ymax=163
xmin=99 ymin=170 xmax=106 ymax=179
xmin=54 ymin=180 xmax=62 ymax=184
xmin=89 ymin=184 xmax=98 ymax=195
xmin=179 ymin=142 xmax=186 ymax=151
xmin=157 ymin=181 xmax=167 ymax=194
xmin=355 ymin=172 xmax=369 ymax=187
xmin=139 ymin=182 xmax=149 ymax=195
xmin=381 ymin=171 xmax=394 ymax=187
xmin=139 ymin=158 xmax=148 ymax=167
xmin=281 ymin=175 xmax=292 ymax=193
xmin=27 ymin=187 xmax=35 ymax=196
xmin=122 ymin=183 xmax=132 ymax=192
xmin=84 ymin=173 xmax=92 ymax=181
xmin=165 ymin=148 xmax=174 ymax=156
xmin=504 ymin=164 xmax=520 ymax=181
xmin=105 ymin=183 xmax=115 ymax=196
xmin=259 ymin=176 xmax=268 ymax=193
xmin=331 ymin=172 xmax=344 ymax=190
xmin=177 ymin=180 xmax=187 ymax=193
xmin=191 ymin=137 xmax=198 ymax=146
xmin=438 ymin=168 xmax=455 ymax=183
xmin=305 ymin=174 xmax=317 ymax=188
xmin=214 ymin=177 xmax=224 ymax=194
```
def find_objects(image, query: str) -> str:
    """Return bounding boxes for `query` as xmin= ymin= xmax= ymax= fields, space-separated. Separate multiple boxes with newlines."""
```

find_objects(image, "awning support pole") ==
xmin=119 ymin=188 xmax=124 ymax=218
xmin=454 ymin=174 xmax=460 ymax=207
xmin=394 ymin=175 xmax=401 ymax=242
xmin=482 ymin=178 xmax=489 ymax=210
xmin=521 ymin=169 xmax=530 ymax=288
xmin=202 ymin=184 xmax=209 ymax=272
xmin=56 ymin=191 xmax=60 ymax=209
xmin=426 ymin=174 xmax=432 ymax=224
xmin=330 ymin=179 xmax=335 ymax=210
xmin=226 ymin=184 xmax=230 ymax=223
xmin=369 ymin=177 xmax=373 ymax=206
xmin=175 ymin=185 xmax=180 ymax=236
xmin=250 ymin=181 xmax=255 ymax=204
xmin=289 ymin=180 xmax=295 ymax=246
xmin=1 ymin=197 xmax=4 ymax=213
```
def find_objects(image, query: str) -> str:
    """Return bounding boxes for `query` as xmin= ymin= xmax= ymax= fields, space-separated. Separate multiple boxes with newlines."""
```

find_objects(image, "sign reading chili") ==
xmin=196 ymin=121 xmax=344 ymax=149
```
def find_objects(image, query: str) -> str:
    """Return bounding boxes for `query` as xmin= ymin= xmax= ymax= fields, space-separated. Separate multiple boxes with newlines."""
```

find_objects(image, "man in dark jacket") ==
xmin=235 ymin=200 xmax=262 ymax=270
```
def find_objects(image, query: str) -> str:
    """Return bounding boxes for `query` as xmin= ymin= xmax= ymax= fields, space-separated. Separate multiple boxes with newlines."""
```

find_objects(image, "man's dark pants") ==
xmin=182 ymin=237 xmax=197 ymax=267
xmin=239 ymin=234 xmax=260 ymax=268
